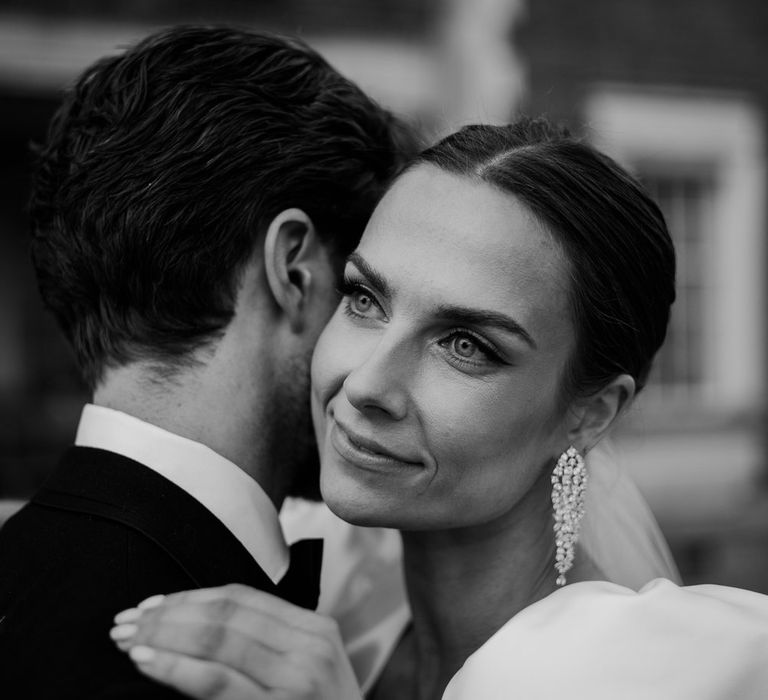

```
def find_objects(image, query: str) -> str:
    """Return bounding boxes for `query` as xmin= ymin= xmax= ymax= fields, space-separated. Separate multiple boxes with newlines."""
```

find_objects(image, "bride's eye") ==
xmin=339 ymin=278 xmax=384 ymax=320
xmin=451 ymin=335 xmax=480 ymax=359
xmin=440 ymin=330 xmax=500 ymax=368
xmin=351 ymin=289 xmax=374 ymax=315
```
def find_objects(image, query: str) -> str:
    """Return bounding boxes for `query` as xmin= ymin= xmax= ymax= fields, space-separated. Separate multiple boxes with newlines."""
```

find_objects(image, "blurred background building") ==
xmin=0 ymin=0 xmax=766 ymax=589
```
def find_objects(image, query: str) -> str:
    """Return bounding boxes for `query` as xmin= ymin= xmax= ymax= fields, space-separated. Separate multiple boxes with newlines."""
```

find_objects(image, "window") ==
xmin=586 ymin=89 xmax=765 ymax=414
xmin=584 ymin=88 xmax=766 ymax=529
xmin=638 ymin=166 xmax=715 ymax=400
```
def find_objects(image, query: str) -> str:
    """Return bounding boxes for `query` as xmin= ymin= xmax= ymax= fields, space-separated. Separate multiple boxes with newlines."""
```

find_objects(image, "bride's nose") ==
xmin=342 ymin=336 xmax=410 ymax=420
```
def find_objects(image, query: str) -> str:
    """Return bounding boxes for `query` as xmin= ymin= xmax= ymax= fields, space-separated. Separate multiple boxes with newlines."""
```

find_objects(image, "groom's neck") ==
xmin=93 ymin=354 xmax=284 ymax=507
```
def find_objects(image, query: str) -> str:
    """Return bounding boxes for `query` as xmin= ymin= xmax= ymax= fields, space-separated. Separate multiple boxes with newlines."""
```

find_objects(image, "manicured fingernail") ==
xmin=114 ymin=607 xmax=142 ymax=624
xmin=129 ymin=645 xmax=156 ymax=664
xmin=110 ymin=623 xmax=138 ymax=641
xmin=137 ymin=594 xmax=166 ymax=610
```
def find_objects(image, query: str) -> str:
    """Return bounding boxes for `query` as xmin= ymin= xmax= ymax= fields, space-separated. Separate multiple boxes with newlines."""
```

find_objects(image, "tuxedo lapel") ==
xmin=33 ymin=447 xmax=281 ymax=595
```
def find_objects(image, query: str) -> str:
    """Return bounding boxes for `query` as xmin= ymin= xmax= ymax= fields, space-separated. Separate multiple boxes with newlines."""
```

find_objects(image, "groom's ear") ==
xmin=262 ymin=208 xmax=333 ymax=333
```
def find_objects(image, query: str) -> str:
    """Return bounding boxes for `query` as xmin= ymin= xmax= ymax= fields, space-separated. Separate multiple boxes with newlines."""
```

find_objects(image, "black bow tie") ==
xmin=277 ymin=538 xmax=324 ymax=610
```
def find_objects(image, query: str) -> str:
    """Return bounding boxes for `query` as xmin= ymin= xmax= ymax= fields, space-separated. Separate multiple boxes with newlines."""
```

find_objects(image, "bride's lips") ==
xmin=330 ymin=419 xmax=421 ymax=471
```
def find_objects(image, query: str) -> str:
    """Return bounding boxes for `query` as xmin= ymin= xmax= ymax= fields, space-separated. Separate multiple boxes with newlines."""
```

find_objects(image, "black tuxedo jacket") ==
xmin=0 ymin=446 xmax=321 ymax=699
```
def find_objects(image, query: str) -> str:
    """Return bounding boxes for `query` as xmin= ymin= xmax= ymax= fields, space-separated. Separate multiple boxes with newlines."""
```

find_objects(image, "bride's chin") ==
xmin=320 ymin=474 xmax=399 ymax=528
xmin=326 ymin=501 xmax=390 ymax=527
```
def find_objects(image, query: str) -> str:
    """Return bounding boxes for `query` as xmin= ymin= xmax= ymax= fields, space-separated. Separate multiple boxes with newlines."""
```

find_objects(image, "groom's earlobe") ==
xmin=263 ymin=208 xmax=319 ymax=332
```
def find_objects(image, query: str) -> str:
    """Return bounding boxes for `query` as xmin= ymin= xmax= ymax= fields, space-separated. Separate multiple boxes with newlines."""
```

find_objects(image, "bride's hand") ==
xmin=110 ymin=584 xmax=362 ymax=700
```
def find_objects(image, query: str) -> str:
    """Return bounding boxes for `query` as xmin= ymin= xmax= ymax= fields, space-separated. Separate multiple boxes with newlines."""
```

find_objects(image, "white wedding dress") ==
xmin=280 ymin=441 xmax=681 ymax=694
xmin=442 ymin=578 xmax=768 ymax=699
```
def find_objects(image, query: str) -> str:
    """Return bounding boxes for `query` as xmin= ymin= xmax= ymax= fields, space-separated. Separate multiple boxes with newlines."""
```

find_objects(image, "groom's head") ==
xmin=29 ymin=25 xmax=415 ymax=497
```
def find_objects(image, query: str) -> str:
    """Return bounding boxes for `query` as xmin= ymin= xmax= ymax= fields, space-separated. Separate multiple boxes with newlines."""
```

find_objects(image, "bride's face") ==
xmin=311 ymin=164 xmax=576 ymax=530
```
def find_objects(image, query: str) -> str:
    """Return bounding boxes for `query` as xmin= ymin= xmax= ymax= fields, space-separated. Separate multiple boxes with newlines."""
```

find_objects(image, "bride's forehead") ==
xmin=369 ymin=166 xmax=558 ymax=252
xmin=359 ymin=181 xmax=568 ymax=299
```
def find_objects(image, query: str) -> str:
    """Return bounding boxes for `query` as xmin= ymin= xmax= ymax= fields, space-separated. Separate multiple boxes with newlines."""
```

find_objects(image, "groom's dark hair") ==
xmin=29 ymin=25 xmax=415 ymax=389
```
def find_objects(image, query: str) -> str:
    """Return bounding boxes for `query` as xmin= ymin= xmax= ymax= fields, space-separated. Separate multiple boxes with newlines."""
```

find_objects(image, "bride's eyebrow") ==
xmin=434 ymin=305 xmax=537 ymax=349
xmin=345 ymin=252 xmax=391 ymax=298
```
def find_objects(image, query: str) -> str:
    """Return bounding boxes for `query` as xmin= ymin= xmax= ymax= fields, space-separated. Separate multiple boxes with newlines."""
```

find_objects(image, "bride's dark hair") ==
xmin=412 ymin=116 xmax=676 ymax=399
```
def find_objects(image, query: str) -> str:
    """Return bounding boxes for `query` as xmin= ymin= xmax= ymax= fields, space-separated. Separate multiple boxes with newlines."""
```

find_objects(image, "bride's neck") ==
xmin=399 ymin=471 xmax=560 ymax=700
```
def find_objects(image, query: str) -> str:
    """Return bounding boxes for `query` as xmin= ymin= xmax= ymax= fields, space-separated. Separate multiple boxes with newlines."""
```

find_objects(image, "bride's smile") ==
xmin=329 ymin=415 xmax=424 ymax=471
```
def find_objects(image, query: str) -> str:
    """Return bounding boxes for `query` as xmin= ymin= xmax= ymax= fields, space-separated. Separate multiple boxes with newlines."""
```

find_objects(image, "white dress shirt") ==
xmin=75 ymin=403 xmax=289 ymax=584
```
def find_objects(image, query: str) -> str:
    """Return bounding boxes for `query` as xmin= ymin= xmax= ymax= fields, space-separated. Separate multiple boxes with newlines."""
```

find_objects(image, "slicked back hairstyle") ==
xmin=29 ymin=25 xmax=416 ymax=388
xmin=412 ymin=117 xmax=676 ymax=399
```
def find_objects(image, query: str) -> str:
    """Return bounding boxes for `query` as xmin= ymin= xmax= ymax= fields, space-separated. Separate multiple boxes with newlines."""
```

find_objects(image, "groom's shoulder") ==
xmin=0 ymin=450 xmax=198 ymax=697
xmin=0 ymin=446 xmax=198 ymax=636
xmin=0 ymin=460 xmax=195 ymax=618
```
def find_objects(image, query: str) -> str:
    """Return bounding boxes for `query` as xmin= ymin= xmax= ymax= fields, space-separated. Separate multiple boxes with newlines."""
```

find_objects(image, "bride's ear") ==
xmin=567 ymin=374 xmax=635 ymax=453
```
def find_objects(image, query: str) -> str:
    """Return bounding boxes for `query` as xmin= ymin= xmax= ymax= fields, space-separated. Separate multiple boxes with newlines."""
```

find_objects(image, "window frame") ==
xmin=585 ymin=87 xmax=766 ymax=418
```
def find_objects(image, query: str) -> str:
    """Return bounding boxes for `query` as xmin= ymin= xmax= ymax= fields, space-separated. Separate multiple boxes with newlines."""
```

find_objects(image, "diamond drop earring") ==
xmin=551 ymin=446 xmax=587 ymax=586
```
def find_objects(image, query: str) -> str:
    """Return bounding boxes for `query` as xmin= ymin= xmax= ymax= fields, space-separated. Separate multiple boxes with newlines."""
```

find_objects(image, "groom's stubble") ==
xmin=268 ymin=347 xmax=323 ymax=502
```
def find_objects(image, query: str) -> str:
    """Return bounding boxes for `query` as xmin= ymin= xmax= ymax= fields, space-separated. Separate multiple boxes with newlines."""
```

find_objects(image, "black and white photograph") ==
xmin=0 ymin=1 xmax=767 ymax=698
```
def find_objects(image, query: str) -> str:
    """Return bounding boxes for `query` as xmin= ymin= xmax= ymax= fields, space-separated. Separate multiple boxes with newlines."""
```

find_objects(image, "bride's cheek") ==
xmin=317 ymin=316 xmax=382 ymax=403
xmin=311 ymin=320 xmax=347 ymax=405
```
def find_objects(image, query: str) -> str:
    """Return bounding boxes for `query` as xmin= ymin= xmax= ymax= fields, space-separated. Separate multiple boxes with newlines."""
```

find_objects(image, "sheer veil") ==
xmin=582 ymin=439 xmax=680 ymax=587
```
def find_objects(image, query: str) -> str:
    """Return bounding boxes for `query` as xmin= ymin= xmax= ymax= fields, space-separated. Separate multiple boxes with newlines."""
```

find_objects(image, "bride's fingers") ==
xmin=129 ymin=646 xmax=269 ymax=700
xmin=117 ymin=593 xmax=363 ymax=700
xmin=120 ymin=617 xmax=307 ymax=687
xmin=133 ymin=585 xmax=325 ymax=633
xmin=118 ymin=600 xmax=307 ymax=655
xmin=112 ymin=600 xmax=347 ymax=690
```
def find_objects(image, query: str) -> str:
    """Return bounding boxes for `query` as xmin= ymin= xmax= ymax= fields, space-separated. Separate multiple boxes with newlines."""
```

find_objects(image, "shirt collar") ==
xmin=75 ymin=403 xmax=289 ymax=583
